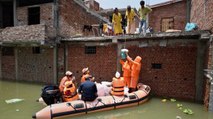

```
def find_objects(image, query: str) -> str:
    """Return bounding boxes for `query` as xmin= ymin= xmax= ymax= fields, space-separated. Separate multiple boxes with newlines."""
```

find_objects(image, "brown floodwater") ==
xmin=0 ymin=79 xmax=213 ymax=119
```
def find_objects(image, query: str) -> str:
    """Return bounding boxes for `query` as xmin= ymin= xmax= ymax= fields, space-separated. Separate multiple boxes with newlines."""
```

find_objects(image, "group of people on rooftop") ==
xmin=101 ymin=0 xmax=152 ymax=36
xmin=58 ymin=50 xmax=142 ymax=102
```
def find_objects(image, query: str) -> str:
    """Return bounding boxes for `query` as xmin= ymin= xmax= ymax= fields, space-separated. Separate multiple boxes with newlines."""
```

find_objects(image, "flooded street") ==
xmin=0 ymin=79 xmax=213 ymax=119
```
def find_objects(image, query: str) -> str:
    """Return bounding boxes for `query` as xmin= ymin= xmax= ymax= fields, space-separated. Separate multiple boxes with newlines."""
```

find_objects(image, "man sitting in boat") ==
xmin=63 ymin=81 xmax=79 ymax=102
xmin=78 ymin=76 xmax=98 ymax=101
xmin=111 ymin=72 xmax=126 ymax=96
xmin=81 ymin=67 xmax=94 ymax=83
xmin=59 ymin=71 xmax=75 ymax=93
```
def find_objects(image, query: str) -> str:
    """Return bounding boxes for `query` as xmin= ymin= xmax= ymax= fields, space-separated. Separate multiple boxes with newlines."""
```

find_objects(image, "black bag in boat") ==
xmin=41 ymin=85 xmax=61 ymax=105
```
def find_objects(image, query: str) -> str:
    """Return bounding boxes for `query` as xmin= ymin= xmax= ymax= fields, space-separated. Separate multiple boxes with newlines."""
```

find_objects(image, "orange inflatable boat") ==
xmin=33 ymin=84 xmax=151 ymax=119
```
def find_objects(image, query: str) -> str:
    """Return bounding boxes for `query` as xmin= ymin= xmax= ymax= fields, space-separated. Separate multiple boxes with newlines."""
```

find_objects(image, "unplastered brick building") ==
xmin=149 ymin=0 xmax=188 ymax=32
xmin=0 ymin=0 xmax=108 ymax=84
xmin=190 ymin=0 xmax=213 ymax=111
xmin=0 ymin=0 xmax=213 ymax=111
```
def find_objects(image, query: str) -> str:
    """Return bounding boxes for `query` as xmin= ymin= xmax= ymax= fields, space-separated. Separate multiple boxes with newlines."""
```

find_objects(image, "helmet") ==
xmin=115 ymin=71 xmax=120 ymax=78
xmin=134 ymin=56 xmax=142 ymax=63
xmin=64 ymin=81 xmax=72 ymax=87
xmin=82 ymin=67 xmax=89 ymax=74
xmin=65 ymin=71 xmax=73 ymax=76
xmin=121 ymin=49 xmax=129 ymax=53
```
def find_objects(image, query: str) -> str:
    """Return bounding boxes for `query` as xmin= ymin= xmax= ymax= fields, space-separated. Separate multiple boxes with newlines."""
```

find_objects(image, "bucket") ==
xmin=121 ymin=49 xmax=128 ymax=59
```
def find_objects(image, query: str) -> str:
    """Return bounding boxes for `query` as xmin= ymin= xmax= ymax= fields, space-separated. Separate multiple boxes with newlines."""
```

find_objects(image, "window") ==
xmin=28 ymin=7 xmax=40 ymax=25
xmin=2 ymin=47 xmax=14 ymax=56
xmin=161 ymin=17 xmax=174 ymax=32
xmin=32 ymin=47 xmax=41 ymax=54
xmin=0 ymin=1 xmax=14 ymax=28
xmin=85 ymin=46 xmax=96 ymax=54
xmin=152 ymin=63 xmax=162 ymax=69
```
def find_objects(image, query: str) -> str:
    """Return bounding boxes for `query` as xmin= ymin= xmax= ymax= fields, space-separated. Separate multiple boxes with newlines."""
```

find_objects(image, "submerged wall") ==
xmin=0 ymin=31 xmax=210 ymax=102
xmin=60 ymin=31 xmax=210 ymax=101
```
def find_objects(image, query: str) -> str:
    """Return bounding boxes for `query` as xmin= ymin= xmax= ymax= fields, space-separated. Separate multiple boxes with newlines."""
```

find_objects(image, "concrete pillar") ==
xmin=53 ymin=45 xmax=58 ymax=84
xmin=208 ymin=36 xmax=213 ymax=111
xmin=186 ymin=0 xmax=191 ymax=23
xmin=14 ymin=47 xmax=18 ymax=80
xmin=0 ymin=46 xmax=2 ymax=79
xmin=195 ymin=40 xmax=208 ymax=101
xmin=54 ymin=0 xmax=59 ymax=36
xmin=209 ymin=82 xmax=213 ymax=111
xmin=117 ymin=43 xmax=122 ymax=72
xmin=13 ymin=0 xmax=17 ymax=26
xmin=65 ymin=44 xmax=68 ymax=71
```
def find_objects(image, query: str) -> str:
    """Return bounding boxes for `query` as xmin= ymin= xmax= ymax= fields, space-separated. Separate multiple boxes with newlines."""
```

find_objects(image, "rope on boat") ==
xmin=94 ymin=98 xmax=106 ymax=108
xmin=121 ymin=95 xmax=128 ymax=103
xmin=50 ymin=105 xmax=53 ymax=119
xmin=84 ymin=101 xmax=88 ymax=114
xmin=133 ymin=93 xmax=140 ymax=105
xmin=110 ymin=95 xmax=116 ymax=109
xmin=67 ymin=103 xmax=77 ymax=111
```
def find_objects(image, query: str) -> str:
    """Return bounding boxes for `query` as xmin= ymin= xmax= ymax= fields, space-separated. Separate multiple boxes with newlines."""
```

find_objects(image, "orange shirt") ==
xmin=81 ymin=74 xmax=90 ymax=83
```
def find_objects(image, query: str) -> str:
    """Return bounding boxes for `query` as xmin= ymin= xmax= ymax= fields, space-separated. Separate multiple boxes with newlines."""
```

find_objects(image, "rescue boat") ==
xmin=32 ymin=84 xmax=151 ymax=119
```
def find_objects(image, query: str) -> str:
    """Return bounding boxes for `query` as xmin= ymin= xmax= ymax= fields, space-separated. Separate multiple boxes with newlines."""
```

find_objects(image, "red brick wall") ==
xmin=62 ymin=41 xmax=198 ymax=100
xmin=149 ymin=1 xmax=187 ymax=32
xmin=17 ymin=3 xmax=55 ymax=38
xmin=17 ymin=47 xmax=54 ymax=84
xmin=66 ymin=44 xmax=117 ymax=86
xmin=126 ymin=43 xmax=197 ymax=100
xmin=204 ymin=40 xmax=213 ymax=109
xmin=1 ymin=46 xmax=54 ymax=83
xmin=191 ymin=0 xmax=213 ymax=32
xmin=1 ymin=55 xmax=16 ymax=80
xmin=59 ymin=0 xmax=100 ymax=37
xmin=93 ymin=1 xmax=100 ymax=11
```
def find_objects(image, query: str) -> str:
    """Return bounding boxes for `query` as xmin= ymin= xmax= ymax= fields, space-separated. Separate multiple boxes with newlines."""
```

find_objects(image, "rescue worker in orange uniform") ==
xmin=120 ymin=59 xmax=131 ymax=88
xmin=59 ymin=71 xmax=75 ymax=93
xmin=63 ymin=81 xmax=79 ymax=102
xmin=126 ymin=55 xmax=142 ymax=92
xmin=111 ymin=72 xmax=126 ymax=96
xmin=81 ymin=67 xmax=94 ymax=83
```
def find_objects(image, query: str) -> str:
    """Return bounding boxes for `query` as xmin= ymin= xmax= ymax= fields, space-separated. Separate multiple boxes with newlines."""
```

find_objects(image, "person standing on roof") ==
xmin=112 ymin=8 xmax=123 ymax=35
xmin=125 ymin=5 xmax=136 ymax=34
xmin=138 ymin=0 xmax=152 ymax=34
xmin=59 ymin=71 xmax=75 ymax=93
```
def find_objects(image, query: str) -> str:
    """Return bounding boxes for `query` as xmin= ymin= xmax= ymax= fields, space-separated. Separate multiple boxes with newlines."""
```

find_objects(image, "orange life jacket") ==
xmin=81 ymin=74 xmax=90 ymax=83
xmin=59 ymin=76 xmax=69 ymax=92
xmin=120 ymin=60 xmax=131 ymax=87
xmin=111 ymin=77 xmax=125 ymax=96
xmin=127 ymin=56 xmax=142 ymax=89
xmin=63 ymin=82 xmax=79 ymax=102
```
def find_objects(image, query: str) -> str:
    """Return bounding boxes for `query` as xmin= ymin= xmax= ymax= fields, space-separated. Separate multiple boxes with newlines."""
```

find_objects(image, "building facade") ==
xmin=0 ymin=0 xmax=213 ymax=111
xmin=0 ymin=0 xmax=107 ymax=84
xmin=190 ymin=0 xmax=213 ymax=111
xmin=149 ymin=0 xmax=187 ymax=32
